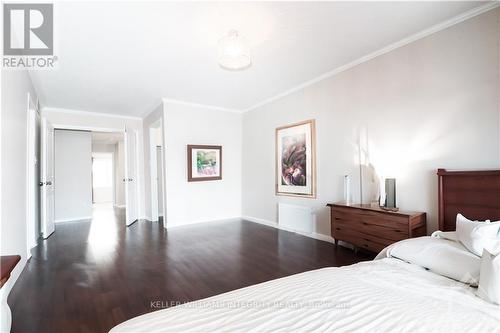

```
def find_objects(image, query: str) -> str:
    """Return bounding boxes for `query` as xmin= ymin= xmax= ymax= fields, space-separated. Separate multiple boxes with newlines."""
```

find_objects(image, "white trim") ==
xmin=51 ymin=124 xmax=125 ymax=133
xmin=140 ymin=216 xmax=152 ymax=221
xmin=165 ymin=217 xmax=241 ymax=229
xmin=242 ymin=216 xmax=278 ymax=228
xmin=162 ymin=98 xmax=241 ymax=114
xmin=54 ymin=216 xmax=93 ymax=223
xmin=242 ymin=2 xmax=500 ymax=112
xmin=114 ymin=204 xmax=126 ymax=208
xmin=242 ymin=216 xmax=335 ymax=244
xmin=42 ymin=107 xmax=142 ymax=120
xmin=25 ymin=93 xmax=36 ymax=259
xmin=139 ymin=101 xmax=164 ymax=118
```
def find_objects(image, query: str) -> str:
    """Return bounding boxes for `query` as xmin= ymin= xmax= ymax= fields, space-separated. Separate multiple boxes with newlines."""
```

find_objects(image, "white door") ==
xmin=27 ymin=103 xmax=41 ymax=252
xmin=124 ymin=129 xmax=138 ymax=225
xmin=40 ymin=118 xmax=55 ymax=238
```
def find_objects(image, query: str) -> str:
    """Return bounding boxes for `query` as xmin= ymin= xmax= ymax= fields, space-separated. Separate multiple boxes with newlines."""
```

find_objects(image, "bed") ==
xmin=111 ymin=169 xmax=500 ymax=333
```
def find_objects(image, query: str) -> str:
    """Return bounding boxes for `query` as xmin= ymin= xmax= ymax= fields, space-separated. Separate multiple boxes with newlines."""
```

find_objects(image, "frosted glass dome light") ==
xmin=218 ymin=30 xmax=251 ymax=70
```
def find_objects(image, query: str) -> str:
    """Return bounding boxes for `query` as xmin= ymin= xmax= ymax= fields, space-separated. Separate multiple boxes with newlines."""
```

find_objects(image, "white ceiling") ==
xmin=30 ymin=1 xmax=492 ymax=116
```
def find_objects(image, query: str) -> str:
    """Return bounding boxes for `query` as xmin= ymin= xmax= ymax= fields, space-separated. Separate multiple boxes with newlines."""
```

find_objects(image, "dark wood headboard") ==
xmin=438 ymin=169 xmax=500 ymax=231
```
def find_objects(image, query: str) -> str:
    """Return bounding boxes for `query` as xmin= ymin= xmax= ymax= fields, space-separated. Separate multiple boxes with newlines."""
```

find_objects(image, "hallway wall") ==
xmin=55 ymin=130 xmax=93 ymax=222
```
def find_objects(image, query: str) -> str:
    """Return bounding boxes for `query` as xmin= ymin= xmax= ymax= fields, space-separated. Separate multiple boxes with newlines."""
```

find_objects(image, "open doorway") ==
xmin=149 ymin=120 xmax=165 ymax=223
xmin=92 ymin=153 xmax=113 ymax=204
xmin=91 ymin=132 xmax=125 ymax=215
xmin=37 ymin=122 xmax=139 ymax=241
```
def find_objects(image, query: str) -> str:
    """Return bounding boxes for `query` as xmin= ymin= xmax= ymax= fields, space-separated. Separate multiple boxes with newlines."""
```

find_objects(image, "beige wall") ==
xmin=162 ymin=100 xmax=242 ymax=226
xmin=242 ymin=9 xmax=500 ymax=237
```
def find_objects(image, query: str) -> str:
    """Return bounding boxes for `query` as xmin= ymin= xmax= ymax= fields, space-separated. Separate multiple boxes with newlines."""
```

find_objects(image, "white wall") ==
xmin=92 ymin=142 xmax=116 ymax=153
xmin=42 ymin=107 xmax=146 ymax=217
xmin=0 ymin=70 xmax=39 ymax=328
xmin=161 ymin=100 xmax=242 ymax=226
xmin=242 ymin=9 xmax=500 ymax=237
xmin=55 ymin=130 xmax=92 ymax=221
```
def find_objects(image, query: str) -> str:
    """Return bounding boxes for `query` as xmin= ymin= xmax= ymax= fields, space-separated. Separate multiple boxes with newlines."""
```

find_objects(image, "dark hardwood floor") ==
xmin=9 ymin=204 xmax=373 ymax=333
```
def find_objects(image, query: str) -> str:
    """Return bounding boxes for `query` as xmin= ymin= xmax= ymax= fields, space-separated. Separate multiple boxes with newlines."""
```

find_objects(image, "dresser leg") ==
xmin=334 ymin=239 xmax=338 ymax=247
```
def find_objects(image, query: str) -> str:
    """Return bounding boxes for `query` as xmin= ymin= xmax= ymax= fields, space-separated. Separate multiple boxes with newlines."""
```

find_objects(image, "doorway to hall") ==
xmin=92 ymin=153 xmax=113 ymax=204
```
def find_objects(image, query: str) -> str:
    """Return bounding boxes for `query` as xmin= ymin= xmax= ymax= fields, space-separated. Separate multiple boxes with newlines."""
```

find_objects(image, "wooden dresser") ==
xmin=327 ymin=203 xmax=426 ymax=253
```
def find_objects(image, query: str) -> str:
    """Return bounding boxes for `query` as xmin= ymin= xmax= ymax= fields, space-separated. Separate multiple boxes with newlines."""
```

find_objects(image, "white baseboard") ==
xmin=140 ymin=216 xmax=152 ymax=221
xmin=55 ymin=216 xmax=93 ymax=223
xmin=166 ymin=217 xmax=240 ymax=229
xmin=242 ymin=215 xmax=335 ymax=244
xmin=114 ymin=204 xmax=126 ymax=208
xmin=242 ymin=216 xmax=278 ymax=228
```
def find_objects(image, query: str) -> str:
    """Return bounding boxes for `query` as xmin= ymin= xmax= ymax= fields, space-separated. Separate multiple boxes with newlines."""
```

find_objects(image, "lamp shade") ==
xmin=217 ymin=30 xmax=251 ymax=70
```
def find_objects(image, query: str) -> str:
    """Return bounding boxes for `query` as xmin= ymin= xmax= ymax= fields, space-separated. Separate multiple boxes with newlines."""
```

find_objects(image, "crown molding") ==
xmin=242 ymin=2 xmax=500 ymax=113
xmin=42 ymin=106 xmax=143 ymax=120
xmin=162 ymin=98 xmax=242 ymax=114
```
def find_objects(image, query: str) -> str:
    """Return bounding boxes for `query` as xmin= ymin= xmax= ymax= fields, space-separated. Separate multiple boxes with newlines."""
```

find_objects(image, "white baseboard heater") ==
xmin=278 ymin=203 xmax=314 ymax=234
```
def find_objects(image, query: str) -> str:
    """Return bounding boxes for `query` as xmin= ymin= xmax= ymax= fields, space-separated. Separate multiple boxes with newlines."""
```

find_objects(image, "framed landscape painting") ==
xmin=276 ymin=119 xmax=316 ymax=198
xmin=187 ymin=145 xmax=222 ymax=182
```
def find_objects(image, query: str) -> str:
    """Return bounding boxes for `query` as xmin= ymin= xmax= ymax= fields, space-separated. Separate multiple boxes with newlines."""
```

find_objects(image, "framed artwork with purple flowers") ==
xmin=187 ymin=145 xmax=222 ymax=182
xmin=275 ymin=119 xmax=316 ymax=198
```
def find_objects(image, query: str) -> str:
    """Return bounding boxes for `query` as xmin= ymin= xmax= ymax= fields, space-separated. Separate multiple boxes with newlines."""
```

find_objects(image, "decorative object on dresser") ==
xmin=327 ymin=203 xmax=426 ymax=253
xmin=275 ymin=119 xmax=316 ymax=198
xmin=437 ymin=169 xmax=500 ymax=231
xmin=381 ymin=178 xmax=398 ymax=211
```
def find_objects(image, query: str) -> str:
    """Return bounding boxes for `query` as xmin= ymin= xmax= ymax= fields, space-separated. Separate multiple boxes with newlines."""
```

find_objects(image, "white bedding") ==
xmin=110 ymin=258 xmax=500 ymax=333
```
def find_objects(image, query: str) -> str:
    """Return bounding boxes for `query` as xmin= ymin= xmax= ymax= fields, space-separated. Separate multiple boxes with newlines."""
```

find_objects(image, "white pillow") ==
xmin=431 ymin=230 xmax=458 ymax=242
xmin=456 ymin=214 xmax=500 ymax=256
xmin=477 ymin=248 xmax=500 ymax=305
xmin=388 ymin=236 xmax=481 ymax=285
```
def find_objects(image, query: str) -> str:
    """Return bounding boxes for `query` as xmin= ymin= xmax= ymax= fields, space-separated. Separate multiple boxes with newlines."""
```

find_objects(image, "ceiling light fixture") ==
xmin=217 ymin=30 xmax=251 ymax=71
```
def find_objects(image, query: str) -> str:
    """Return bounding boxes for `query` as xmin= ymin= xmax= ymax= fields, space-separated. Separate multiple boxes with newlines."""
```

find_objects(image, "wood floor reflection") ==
xmin=9 ymin=204 xmax=373 ymax=333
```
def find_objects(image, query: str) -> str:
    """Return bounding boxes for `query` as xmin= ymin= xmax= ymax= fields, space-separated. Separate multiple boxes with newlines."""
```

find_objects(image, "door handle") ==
xmin=46 ymin=181 xmax=52 ymax=186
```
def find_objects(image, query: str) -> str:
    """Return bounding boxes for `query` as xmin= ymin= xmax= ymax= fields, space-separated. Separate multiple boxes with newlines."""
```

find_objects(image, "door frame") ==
xmin=149 ymin=119 xmax=166 ymax=223
xmin=25 ymin=93 xmax=41 ymax=258
xmin=44 ymin=124 xmax=133 ymax=225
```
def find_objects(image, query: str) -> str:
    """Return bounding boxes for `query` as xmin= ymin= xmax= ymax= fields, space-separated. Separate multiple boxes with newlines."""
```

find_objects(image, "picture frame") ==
xmin=275 ymin=119 xmax=316 ymax=198
xmin=187 ymin=145 xmax=222 ymax=182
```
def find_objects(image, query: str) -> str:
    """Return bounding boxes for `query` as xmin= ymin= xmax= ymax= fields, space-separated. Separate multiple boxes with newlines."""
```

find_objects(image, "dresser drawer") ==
xmin=333 ymin=206 xmax=408 ymax=228
xmin=328 ymin=203 xmax=427 ymax=254
xmin=332 ymin=226 xmax=388 ymax=253
xmin=333 ymin=216 xmax=409 ymax=242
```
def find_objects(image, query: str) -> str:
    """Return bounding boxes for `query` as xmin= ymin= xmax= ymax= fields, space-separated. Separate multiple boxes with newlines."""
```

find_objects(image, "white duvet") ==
xmin=110 ymin=258 xmax=500 ymax=333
